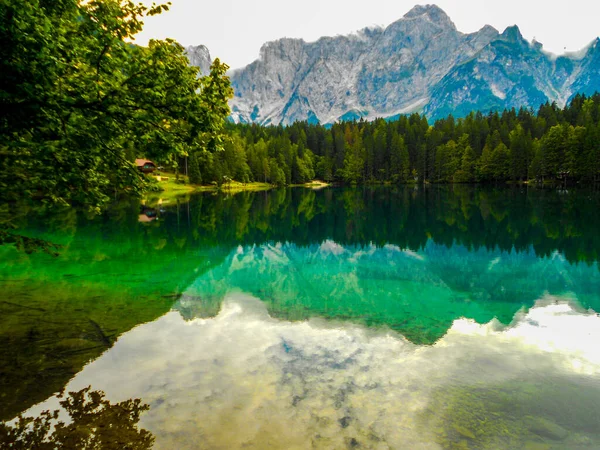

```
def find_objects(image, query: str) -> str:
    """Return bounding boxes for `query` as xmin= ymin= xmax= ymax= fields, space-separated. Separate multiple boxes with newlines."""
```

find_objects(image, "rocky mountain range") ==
xmin=187 ymin=5 xmax=600 ymax=125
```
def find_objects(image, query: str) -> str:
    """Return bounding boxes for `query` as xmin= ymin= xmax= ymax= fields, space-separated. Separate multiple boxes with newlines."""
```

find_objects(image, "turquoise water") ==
xmin=2 ymin=186 xmax=600 ymax=448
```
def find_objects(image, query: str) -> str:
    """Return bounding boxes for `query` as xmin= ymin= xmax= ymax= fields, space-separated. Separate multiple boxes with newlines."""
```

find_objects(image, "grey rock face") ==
xmin=188 ymin=6 xmax=600 ymax=124
xmin=568 ymin=39 xmax=600 ymax=99
xmin=185 ymin=45 xmax=212 ymax=77
xmin=228 ymin=5 xmax=500 ymax=124
xmin=424 ymin=25 xmax=554 ymax=119
xmin=423 ymin=29 xmax=600 ymax=119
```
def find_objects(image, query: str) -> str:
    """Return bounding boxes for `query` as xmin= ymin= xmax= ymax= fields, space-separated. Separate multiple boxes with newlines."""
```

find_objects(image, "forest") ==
xmin=188 ymin=94 xmax=600 ymax=186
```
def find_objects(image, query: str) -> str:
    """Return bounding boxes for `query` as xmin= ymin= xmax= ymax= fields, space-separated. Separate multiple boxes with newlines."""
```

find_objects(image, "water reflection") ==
xmin=1 ymin=185 xmax=600 ymax=447
xmin=25 ymin=294 xmax=600 ymax=449
xmin=1 ymin=388 xmax=153 ymax=448
xmin=7 ymin=185 xmax=600 ymax=265
xmin=154 ymin=186 xmax=600 ymax=265
xmin=175 ymin=240 xmax=600 ymax=344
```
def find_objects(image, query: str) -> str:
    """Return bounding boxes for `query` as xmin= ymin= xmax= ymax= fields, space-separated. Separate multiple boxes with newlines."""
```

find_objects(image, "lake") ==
xmin=1 ymin=185 xmax=600 ymax=449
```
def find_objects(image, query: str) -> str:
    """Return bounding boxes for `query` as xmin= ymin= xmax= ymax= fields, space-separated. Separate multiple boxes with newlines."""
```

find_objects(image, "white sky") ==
xmin=134 ymin=1 xmax=600 ymax=70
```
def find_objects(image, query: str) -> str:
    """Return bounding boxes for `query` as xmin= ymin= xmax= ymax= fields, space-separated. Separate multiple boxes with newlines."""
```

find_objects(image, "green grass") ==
xmin=144 ymin=172 xmax=274 ymax=204
xmin=215 ymin=181 xmax=274 ymax=193
xmin=143 ymin=172 xmax=333 ymax=204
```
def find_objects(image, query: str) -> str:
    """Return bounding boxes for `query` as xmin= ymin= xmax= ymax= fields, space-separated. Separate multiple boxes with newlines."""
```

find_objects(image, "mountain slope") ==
xmin=189 ymin=5 xmax=600 ymax=124
xmin=424 ymin=26 xmax=555 ymax=119
xmin=228 ymin=5 xmax=499 ymax=125
xmin=568 ymin=39 xmax=600 ymax=100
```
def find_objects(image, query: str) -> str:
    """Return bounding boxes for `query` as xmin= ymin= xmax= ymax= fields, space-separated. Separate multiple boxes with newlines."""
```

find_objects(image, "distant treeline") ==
xmin=185 ymin=93 xmax=600 ymax=186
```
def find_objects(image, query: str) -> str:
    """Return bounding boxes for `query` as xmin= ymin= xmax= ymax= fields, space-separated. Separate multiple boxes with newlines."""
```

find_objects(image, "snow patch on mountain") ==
xmin=491 ymin=84 xmax=506 ymax=100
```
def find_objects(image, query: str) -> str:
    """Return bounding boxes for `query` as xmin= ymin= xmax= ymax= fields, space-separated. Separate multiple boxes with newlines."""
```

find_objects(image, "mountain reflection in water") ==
xmin=1 ymin=185 xmax=600 ymax=448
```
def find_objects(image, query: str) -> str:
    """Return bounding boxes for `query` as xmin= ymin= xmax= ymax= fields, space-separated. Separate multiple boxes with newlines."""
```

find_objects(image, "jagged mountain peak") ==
xmin=186 ymin=44 xmax=210 ymax=60
xmin=404 ymin=4 xmax=448 ymax=20
xmin=499 ymin=25 xmax=525 ymax=43
xmin=579 ymin=38 xmax=600 ymax=65
xmin=399 ymin=4 xmax=455 ymax=29
xmin=197 ymin=7 xmax=600 ymax=125
xmin=532 ymin=39 xmax=544 ymax=50
xmin=560 ymin=37 xmax=600 ymax=61
xmin=257 ymin=37 xmax=307 ymax=65
xmin=479 ymin=24 xmax=499 ymax=35
xmin=185 ymin=45 xmax=212 ymax=76
xmin=259 ymin=37 xmax=305 ymax=53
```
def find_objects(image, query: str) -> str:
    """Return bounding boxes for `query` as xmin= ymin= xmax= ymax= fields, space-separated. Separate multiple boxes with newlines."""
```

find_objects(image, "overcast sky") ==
xmin=135 ymin=0 xmax=600 ymax=70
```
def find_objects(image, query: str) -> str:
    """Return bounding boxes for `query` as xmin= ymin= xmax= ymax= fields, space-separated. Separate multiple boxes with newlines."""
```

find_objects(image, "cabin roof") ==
xmin=135 ymin=159 xmax=155 ymax=167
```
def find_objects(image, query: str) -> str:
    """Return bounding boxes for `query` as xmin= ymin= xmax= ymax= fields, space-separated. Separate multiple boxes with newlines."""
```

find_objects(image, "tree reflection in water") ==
xmin=0 ymin=387 xmax=153 ymax=449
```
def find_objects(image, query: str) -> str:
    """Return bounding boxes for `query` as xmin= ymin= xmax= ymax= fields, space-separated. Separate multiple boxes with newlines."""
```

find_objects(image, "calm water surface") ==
xmin=2 ymin=186 xmax=600 ymax=449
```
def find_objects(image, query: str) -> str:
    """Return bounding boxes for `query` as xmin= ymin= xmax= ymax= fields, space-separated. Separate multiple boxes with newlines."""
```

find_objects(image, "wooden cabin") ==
xmin=135 ymin=159 xmax=157 ymax=174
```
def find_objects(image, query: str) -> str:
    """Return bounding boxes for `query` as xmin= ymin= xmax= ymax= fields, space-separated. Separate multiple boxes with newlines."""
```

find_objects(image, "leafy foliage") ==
xmin=0 ymin=0 xmax=232 ymax=251
xmin=0 ymin=0 xmax=231 ymax=217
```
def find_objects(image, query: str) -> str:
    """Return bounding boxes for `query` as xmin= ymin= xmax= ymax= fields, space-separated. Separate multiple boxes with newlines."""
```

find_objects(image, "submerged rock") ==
xmin=525 ymin=416 xmax=568 ymax=441
xmin=522 ymin=442 xmax=551 ymax=450
xmin=453 ymin=424 xmax=476 ymax=440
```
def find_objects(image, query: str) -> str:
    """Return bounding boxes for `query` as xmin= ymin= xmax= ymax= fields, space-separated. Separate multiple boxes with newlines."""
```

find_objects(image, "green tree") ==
xmin=315 ymin=155 xmax=334 ymax=182
xmin=221 ymin=133 xmax=251 ymax=182
xmin=188 ymin=152 xmax=202 ymax=185
xmin=435 ymin=140 xmax=460 ymax=182
xmin=509 ymin=124 xmax=533 ymax=182
xmin=0 ymin=0 xmax=232 ymax=246
xmin=372 ymin=119 xmax=388 ymax=181
xmin=269 ymin=157 xmax=286 ymax=185
xmin=456 ymin=144 xmax=476 ymax=182
xmin=295 ymin=150 xmax=315 ymax=183
xmin=477 ymin=145 xmax=493 ymax=181
xmin=529 ymin=139 xmax=544 ymax=182
xmin=540 ymin=124 xmax=570 ymax=179
xmin=453 ymin=134 xmax=475 ymax=182
xmin=390 ymin=133 xmax=409 ymax=183
xmin=339 ymin=126 xmax=364 ymax=184
xmin=219 ymin=94 xmax=600 ymax=187
xmin=489 ymin=143 xmax=510 ymax=181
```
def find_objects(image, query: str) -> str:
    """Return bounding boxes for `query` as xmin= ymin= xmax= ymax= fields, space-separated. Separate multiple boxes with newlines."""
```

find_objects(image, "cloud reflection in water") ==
xmin=26 ymin=293 xmax=600 ymax=449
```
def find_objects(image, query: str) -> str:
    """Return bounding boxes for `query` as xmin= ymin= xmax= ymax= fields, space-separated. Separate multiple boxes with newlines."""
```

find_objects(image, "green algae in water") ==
xmin=421 ymin=379 xmax=600 ymax=449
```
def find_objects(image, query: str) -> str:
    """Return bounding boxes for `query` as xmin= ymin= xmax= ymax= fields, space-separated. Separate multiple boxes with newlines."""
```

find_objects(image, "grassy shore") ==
xmin=198 ymin=180 xmax=273 ymax=193
xmin=143 ymin=173 xmax=332 ymax=205
xmin=296 ymin=180 xmax=330 ymax=189
xmin=143 ymin=172 xmax=275 ymax=204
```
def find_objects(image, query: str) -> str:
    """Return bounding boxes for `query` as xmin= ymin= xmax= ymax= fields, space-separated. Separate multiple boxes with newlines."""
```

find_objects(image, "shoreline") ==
xmin=145 ymin=172 xmax=332 ymax=201
xmin=144 ymin=172 xmax=581 ymax=204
